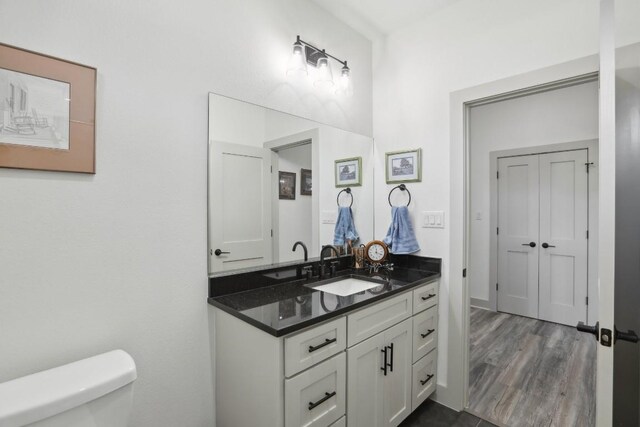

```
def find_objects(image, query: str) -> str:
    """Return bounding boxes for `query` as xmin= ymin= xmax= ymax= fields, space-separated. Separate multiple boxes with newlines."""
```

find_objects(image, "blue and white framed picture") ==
xmin=385 ymin=148 xmax=421 ymax=183
xmin=335 ymin=157 xmax=362 ymax=187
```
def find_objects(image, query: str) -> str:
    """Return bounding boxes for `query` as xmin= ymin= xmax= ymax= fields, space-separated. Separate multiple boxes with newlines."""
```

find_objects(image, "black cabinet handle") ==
xmin=541 ymin=243 xmax=555 ymax=248
xmin=388 ymin=343 xmax=394 ymax=372
xmin=214 ymin=249 xmax=230 ymax=256
xmin=308 ymin=338 xmax=337 ymax=353
xmin=522 ymin=242 xmax=536 ymax=247
xmin=420 ymin=374 xmax=434 ymax=386
xmin=421 ymin=329 xmax=435 ymax=339
xmin=421 ymin=294 xmax=436 ymax=301
xmin=308 ymin=391 xmax=336 ymax=410
xmin=381 ymin=347 xmax=388 ymax=376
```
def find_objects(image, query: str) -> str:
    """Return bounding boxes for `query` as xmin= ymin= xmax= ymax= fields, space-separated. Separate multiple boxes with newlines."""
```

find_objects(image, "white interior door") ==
xmin=497 ymin=154 xmax=540 ymax=318
xmin=538 ymin=150 xmax=588 ymax=325
xmin=209 ymin=141 xmax=272 ymax=273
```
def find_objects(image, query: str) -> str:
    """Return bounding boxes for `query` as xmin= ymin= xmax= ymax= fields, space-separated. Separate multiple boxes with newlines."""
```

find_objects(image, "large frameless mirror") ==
xmin=208 ymin=93 xmax=374 ymax=274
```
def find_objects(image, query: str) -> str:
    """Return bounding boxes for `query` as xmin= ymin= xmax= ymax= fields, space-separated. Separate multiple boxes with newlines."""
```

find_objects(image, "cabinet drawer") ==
xmin=412 ymin=350 xmax=437 ymax=411
xmin=347 ymin=292 xmax=412 ymax=347
xmin=412 ymin=305 xmax=438 ymax=363
xmin=285 ymin=317 xmax=346 ymax=377
xmin=413 ymin=280 xmax=439 ymax=314
xmin=285 ymin=353 xmax=346 ymax=427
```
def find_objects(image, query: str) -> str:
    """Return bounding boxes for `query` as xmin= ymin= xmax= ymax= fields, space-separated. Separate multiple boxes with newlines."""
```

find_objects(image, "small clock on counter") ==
xmin=364 ymin=240 xmax=389 ymax=266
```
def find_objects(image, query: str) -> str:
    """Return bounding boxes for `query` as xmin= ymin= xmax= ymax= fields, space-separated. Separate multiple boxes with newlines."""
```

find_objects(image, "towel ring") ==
xmin=388 ymin=184 xmax=411 ymax=207
xmin=337 ymin=187 xmax=354 ymax=207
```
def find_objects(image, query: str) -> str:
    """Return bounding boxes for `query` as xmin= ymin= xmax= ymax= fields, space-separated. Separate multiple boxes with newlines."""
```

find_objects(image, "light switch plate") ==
xmin=321 ymin=211 xmax=336 ymax=224
xmin=422 ymin=211 xmax=445 ymax=228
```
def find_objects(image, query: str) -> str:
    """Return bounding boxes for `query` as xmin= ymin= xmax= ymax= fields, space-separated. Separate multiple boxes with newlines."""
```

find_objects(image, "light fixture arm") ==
xmin=296 ymin=35 xmax=348 ymax=67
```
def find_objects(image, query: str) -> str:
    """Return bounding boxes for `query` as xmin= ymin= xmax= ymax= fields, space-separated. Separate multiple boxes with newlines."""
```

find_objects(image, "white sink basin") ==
xmin=308 ymin=277 xmax=382 ymax=296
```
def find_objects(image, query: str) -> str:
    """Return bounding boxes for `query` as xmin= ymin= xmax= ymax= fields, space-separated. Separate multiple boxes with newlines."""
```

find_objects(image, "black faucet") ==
xmin=292 ymin=241 xmax=308 ymax=261
xmin=319 ymin=245 xmax=340 ymax=278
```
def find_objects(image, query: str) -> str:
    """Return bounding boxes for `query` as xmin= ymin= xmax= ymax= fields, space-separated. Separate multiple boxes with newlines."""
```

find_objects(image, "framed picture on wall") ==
xmin=300 ymin=168 xmax=312 ymax=195
xmin=386 ymin=148 xmax=421 ymax=183
xmin=335 ymin=157 xmax=362 ymax=187
xmin=279 ymin=171 xmax=296 ymax=200
xmin=0 ymin=43 xmax=97 ymax=173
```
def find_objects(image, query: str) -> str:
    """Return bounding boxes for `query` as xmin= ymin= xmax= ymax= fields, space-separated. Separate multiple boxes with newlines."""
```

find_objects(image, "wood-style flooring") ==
xmin=468 ymin=308 xmax=596 ymax=427
xmin=400 ymin=399 xmax=497 ymax=427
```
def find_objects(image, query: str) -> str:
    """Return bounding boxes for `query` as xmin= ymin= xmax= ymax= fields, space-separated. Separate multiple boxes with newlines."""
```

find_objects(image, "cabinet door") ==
xmin=347 ymin=333 xmax=385 ymax=427
xmin=382 ymin=318 xmax=413 ymax=427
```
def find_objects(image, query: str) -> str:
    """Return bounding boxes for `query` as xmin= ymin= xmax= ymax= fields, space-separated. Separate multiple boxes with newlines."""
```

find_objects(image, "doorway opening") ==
xmin=465 ymin=77 xmax=599 ymax=426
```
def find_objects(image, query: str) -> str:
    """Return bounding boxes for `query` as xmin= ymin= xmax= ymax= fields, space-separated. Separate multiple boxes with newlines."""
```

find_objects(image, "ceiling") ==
xmin=310 ymin=0 xmax=462 ymax=37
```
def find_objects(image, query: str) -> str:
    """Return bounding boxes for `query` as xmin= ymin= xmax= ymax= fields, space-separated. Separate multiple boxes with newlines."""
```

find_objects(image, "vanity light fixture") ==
xmin=287 ymin=35 xmax=352 ymax=96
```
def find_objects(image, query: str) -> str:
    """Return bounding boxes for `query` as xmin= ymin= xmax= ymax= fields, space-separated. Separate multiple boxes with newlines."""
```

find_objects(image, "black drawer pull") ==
xmin=421 ymin=329 xmax=435 ymax=339
xmin=420 ymin=374 xmax=434 ymax=386
xmin=421 ymin=293 xmax=436 ymax=301
xmin=308 ymin=391 xmax=336 ymax=410
xmin=308 ymin=338 xmax=337 ymax=353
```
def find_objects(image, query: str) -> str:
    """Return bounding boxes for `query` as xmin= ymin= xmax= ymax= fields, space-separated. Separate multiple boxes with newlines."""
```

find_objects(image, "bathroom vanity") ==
xmin=208 ymin=256 xmax=440 ymax=427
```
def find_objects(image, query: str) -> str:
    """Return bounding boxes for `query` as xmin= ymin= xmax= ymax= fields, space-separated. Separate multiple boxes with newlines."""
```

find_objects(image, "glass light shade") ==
xmin=313 ymin=56 xmax=334 ymax=89
xmin=336 ymin=65 xmax=353 ymax=96
xmin=287 ymin=41 xmax=307 ymax=76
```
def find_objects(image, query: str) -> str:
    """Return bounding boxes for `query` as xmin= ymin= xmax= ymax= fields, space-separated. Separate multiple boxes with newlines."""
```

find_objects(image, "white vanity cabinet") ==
xmin=347 ymin=318 xmax=413 ymax=427
xmin=212 ymin=278 xmax=439 ymax=427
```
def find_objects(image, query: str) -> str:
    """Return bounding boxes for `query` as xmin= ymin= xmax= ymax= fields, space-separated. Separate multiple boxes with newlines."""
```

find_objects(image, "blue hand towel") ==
xmin=334 ymin=207 xmax=359 ymax=246
xmin=383 ymin=206 xmax=420 ymax=254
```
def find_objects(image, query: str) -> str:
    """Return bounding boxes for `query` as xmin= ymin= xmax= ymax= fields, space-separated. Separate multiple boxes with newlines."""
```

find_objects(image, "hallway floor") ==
xmin=468 ymin=308 xmax=596 ymax=426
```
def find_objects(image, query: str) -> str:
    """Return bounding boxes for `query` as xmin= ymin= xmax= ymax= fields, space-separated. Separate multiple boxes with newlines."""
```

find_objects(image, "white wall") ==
xmin=277 ymin=144 xmax=313 ymax=262
xmin=0 ymin=1 xmax=372 ymax=426
xmin=372 ymin=0 xmax=640 ymax=409
xmin=469 ymin=81 xmax=599 ymax=304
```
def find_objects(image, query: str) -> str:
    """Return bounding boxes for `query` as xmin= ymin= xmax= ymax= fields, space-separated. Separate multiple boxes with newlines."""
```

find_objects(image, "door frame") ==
xmin=483 ymin=140 xmax=599 ymax=325
xmin=445 ymin=53 xmax=601 ymax=412
xmin=264 ymin=129 xmax=319 ymax=263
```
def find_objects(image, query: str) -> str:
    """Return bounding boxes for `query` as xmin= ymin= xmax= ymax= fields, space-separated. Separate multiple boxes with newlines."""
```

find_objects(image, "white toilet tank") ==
xmin=0 ymin=350 xmax=137 ymax=427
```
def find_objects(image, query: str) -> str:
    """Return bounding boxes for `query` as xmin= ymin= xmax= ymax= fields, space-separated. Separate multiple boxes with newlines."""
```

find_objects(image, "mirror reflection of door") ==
xmin=209 ymin=141 xmax=272 ymax=272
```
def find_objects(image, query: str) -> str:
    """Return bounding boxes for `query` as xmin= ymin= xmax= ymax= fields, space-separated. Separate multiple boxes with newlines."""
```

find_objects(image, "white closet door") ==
xmin=538 ymin=149 xmax=588 ymax=325
xmin=209 ymin=141 xmax=272 ymax=273
xmin=497 ymin=155 xmax=540 ymax=318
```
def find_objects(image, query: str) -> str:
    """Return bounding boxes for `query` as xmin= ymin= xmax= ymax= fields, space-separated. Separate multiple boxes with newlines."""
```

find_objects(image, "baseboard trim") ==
xmin=470 ymin=297 xmax=492 ymax=310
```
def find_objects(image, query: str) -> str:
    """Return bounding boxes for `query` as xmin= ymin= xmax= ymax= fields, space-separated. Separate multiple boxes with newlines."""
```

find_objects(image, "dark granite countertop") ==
xmin=208 ymin=266 xmax=440 ymax=337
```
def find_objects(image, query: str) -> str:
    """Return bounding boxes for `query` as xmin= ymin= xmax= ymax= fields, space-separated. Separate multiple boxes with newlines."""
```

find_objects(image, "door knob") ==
xmin=214 ymin=249 xmax=230 ymax=256
xmin=577 ymin=321 xmax=599 ymax=341
xmin=541 ymin=243 xmax=556 ymax=248
xmin=522 ymin=242 xmax=536 ymax=247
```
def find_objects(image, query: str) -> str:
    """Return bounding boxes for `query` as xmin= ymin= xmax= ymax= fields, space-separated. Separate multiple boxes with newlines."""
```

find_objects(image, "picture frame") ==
xmin=0 ymin=43 xmax=97 ymax=173
xmin=300 ymin=168 xmax=312 ymax=195
xmin=279 ymin=171 xmax=296 ymax=200
xmin=385 ymin=148 xmax=422 ymax=183
xmin=335 ymin=157 xmax=362 ymax=187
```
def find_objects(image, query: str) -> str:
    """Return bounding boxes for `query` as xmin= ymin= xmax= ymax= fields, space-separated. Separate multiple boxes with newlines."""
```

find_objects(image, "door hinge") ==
xmin=497 ymin=227 xmax=499 ymax=235
xmin=586 ymin=296 xmax=589 ymax=305
xmin=271 ymin=229 xmax=273 ymax=237
xmin=586 ymin=230 xmax=589 ymax=239
xmin=497 ymin=171 xmax=499 ymax=179
xmin=271 ymin=165 xmax=273 ymax=173
xmin=496 ymin=283 xmax=499 ymax=291
xmin=463 ymin=268 xmax=467 ymax=278
xmin=209 ymin=249 xmax=212 ymax=256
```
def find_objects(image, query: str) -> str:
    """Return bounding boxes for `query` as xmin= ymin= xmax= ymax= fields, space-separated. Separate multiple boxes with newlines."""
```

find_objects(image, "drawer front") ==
xmin=412 ymin=305 xmax=438 ymax=363
xmin=329 ymin=416 xmax=345 ymax=427
xmin=347 ymin=292 xmax=412 ymax=347
xmin=285 ymin=317 xmax=346 ymax=377
xmin=412 ymin=350 xmax=437 ymax=411
xmin=413 ymin=280 xmax=439 ymax=314
xmin=285 ymin=353 xmax=346 ymax=427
